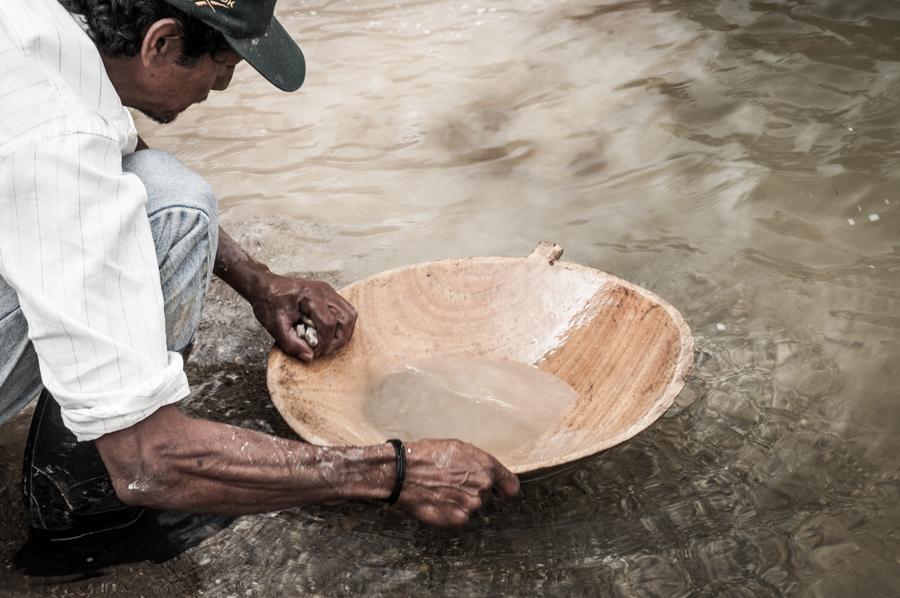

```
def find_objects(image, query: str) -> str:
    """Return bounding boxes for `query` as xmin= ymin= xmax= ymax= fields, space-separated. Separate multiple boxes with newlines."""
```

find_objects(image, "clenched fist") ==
xmin=252 ymin=273 xmax=357 ymax=362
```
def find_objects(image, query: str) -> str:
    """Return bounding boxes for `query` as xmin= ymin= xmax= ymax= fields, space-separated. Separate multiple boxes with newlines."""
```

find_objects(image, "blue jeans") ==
xmin=2 ymin=150 xmax=223 ymax=575
xmin=0 ymin=149 xmax=219 ymax=427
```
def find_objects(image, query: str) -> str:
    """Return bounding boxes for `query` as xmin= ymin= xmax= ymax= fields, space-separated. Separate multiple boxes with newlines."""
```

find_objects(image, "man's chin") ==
xmin=139 ymin=109 xmax=179 ymax=125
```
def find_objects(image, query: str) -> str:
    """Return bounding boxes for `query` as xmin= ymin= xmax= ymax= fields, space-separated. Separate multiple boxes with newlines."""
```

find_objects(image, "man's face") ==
xmin=140 ymin=40 xmax=243 ymax=124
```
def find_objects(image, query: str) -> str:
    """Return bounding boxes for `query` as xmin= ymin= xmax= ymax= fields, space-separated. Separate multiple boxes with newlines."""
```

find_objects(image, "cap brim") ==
xmin=225 ymin=18 xmax=305 ymax=92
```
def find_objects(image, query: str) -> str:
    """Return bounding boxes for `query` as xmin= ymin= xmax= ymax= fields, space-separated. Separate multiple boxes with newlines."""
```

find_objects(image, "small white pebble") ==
xmin=847 ymin=127 xmax=854 ymax=131
xmin=847 ymin=218 xmax=856 ymax=226
xmin=868 ymin=213 xmax=880 ymax=222
xmin=304 ymin=327 xmax=319 ymax=348
xmin=884 ymin=199 xmax=891 ymax=205
xmin=716 ymin=323 xmax=727 ymax=331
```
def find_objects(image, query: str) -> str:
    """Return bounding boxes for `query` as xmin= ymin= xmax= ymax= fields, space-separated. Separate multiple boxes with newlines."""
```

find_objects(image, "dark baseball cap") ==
xmin=163 ymin=0 xmax=305 ymax=91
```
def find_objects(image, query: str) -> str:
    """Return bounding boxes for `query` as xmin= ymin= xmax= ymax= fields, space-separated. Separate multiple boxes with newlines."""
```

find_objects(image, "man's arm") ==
xmin=214 ymin=227 xmax=357 ymax=362
xmin=95 ymin=405 xmax=519 ymax=526
xmin=114 ymin=143 xmax=516 ymax=524
xmin=1 ymin=134 xmax=190 ymax=441
xmin=135 ymin=136 xmax=356 ymax=361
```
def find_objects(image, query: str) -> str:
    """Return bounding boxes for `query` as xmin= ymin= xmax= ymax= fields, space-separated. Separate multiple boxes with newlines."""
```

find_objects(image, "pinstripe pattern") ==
xmin=0 ymin=0 xmax=190 ymax=440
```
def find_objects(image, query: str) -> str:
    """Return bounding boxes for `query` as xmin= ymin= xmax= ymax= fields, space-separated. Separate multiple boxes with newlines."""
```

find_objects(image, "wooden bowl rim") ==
xmin=267 ymin=255 xmax=694 ymax=473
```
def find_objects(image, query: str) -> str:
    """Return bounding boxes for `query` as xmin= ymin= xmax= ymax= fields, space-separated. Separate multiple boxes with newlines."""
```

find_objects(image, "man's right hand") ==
xmin=398 ymin=439 xmax=520 ymax=527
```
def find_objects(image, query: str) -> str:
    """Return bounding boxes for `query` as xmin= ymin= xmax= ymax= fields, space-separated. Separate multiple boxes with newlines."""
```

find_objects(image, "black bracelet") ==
xmin=385 ymin=439 xmax=406 ymax=505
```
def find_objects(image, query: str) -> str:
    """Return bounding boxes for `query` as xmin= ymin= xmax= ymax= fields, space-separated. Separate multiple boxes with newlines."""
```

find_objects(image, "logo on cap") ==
xmin=195 ymin=0 xmax=236 ymax=9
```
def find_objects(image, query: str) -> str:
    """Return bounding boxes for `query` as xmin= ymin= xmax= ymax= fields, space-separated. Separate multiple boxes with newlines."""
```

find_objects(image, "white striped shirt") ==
xmin=0 ymin=0 xmax=189 ymax=441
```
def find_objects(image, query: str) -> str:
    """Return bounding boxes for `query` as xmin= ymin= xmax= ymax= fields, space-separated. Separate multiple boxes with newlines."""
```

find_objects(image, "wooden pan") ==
xmin=267 ymin=242 xmax=693 ymax=474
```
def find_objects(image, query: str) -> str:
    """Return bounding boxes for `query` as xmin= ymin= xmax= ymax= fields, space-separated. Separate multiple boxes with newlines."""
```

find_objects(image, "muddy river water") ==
xmin=2 ymin=0 xmax=899 ymax=596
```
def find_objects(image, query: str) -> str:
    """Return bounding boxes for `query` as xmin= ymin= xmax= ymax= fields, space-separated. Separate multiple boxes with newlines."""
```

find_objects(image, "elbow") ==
xmin=106 ymin=451 xmax=175 ymax=508
xmin=110 ymin=468 xmax=167 ymax=507
xmin=95 ymin=417 xmax=179 ymax=509
xmin=111 ymin=480 xmax=143 ymax=507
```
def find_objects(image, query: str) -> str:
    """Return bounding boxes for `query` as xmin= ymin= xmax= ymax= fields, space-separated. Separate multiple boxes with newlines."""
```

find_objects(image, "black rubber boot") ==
xmin=14 ymin=389 xmax=233 ymax=578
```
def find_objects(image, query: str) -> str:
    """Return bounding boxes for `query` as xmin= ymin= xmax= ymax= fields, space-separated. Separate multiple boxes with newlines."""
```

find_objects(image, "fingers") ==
xmin=491 ymin=460 xmax=521 ymax=497
xmin=334 ymin=295 xmax=358 ymax=334
xmin=459 ymin=442 xmax=520 ymax=498
xmin=300 ymin=287 xmax=358 ymax=357
xmin=448 ymin=508 xmax=470 ymax=527
xmin=273 ymin=313 xmax=315 ymax=362
xmin=300 ymin=296 xmax=337 ymax=356
xmin=414 ymin=504 xmax=469 ymax=528
xmin=458 ymin=491 xmax=483 ymax=513
xmin=319 ymin=292 xmax=356 ymax=355
xmin=253 ymin=274 xmax=358 ymax=361
xmin=400 ymin=441 xmax=520 ymax=529
xmin=413 ymin=491 xmax=482 ymax=527
xmin=330 ymin=308 xmax=349 ymax=350
xmin=328 ymin=301 xmax=358 ymax=353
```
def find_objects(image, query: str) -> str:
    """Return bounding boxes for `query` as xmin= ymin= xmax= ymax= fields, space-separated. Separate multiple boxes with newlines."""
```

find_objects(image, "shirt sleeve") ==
xmin=0 ymin=132 xmax=189 ymax=441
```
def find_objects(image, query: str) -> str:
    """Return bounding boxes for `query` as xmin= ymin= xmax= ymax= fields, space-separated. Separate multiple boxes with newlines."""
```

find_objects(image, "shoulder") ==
xmin=0 ymin=1 xmax=136 ymax=156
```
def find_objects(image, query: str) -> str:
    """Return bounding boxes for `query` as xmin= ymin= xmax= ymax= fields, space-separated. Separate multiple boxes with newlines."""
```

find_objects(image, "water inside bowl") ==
xmin=362 ymin=355 xmax=578 ymax=463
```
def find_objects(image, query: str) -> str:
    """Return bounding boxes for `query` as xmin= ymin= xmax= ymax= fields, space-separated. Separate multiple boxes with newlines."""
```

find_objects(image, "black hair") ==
xmin=58 ymin=0 xmax=228 ymax=65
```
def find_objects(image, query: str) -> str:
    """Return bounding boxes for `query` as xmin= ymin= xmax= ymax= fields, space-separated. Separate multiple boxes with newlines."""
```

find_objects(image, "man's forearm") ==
xmin=96 ymin=405 xmax=395 ymax=514
xmin=214 ymin=226 xmax=271 ymax=301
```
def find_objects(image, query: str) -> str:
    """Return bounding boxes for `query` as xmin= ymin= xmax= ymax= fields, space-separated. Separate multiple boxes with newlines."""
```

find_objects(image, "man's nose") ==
xmin=213 ymin=65 xmax=236 ymax=91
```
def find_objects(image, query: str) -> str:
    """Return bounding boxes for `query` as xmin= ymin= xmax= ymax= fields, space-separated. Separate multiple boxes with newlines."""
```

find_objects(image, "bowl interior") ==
xmin=267 ymin=256 xmax=693 ymax=473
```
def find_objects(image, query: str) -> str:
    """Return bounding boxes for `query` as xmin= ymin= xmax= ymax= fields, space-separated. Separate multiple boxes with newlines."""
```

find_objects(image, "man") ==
xmin=0 ymin=0 xmax=519 ymax=574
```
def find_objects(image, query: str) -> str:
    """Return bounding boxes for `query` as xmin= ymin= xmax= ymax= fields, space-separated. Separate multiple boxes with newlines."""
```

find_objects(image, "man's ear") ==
xmin=140 ymin=18 xmax=183 ymax=68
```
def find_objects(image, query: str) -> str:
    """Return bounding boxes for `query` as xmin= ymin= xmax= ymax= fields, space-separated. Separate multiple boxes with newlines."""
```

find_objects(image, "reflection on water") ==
xmin=363 ymin=356 xmax=578 ymax=464
xmin=3 ymin=0 xmax=898 ymax=595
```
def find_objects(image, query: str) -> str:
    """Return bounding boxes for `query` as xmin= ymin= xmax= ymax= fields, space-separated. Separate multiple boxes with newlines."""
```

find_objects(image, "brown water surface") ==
xmin=2 ymin=0 xmax=900 ymax=596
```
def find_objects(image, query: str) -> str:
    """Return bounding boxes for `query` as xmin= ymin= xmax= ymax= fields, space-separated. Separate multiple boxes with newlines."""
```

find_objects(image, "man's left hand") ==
xmin=251 ymin=273 xmax=357 ymax=362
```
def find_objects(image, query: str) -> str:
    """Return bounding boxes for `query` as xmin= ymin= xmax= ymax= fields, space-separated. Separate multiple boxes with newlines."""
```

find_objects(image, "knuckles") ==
xmin=471 ymin=471 xmax=493 ymax=490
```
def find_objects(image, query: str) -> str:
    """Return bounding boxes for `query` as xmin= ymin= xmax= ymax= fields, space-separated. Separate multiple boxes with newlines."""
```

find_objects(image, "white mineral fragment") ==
xmin=301 ymin=315 xmax=315 ymax=327
xmin=304 ymin=326 xmax=319 ymax=348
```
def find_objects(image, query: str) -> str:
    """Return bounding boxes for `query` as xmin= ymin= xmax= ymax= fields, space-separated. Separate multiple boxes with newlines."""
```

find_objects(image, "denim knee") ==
xmin=0 ymin=304 xmax=41 ymax=427
xmin=123 ymin=150 xmax=218 ymax=221
xmin=123 ymin=150 xmax=219 ymax=352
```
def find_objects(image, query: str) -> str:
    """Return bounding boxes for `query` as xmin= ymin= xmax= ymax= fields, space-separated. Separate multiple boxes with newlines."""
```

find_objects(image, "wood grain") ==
xmin=267 ymin=245 xmax=693 ymax=473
